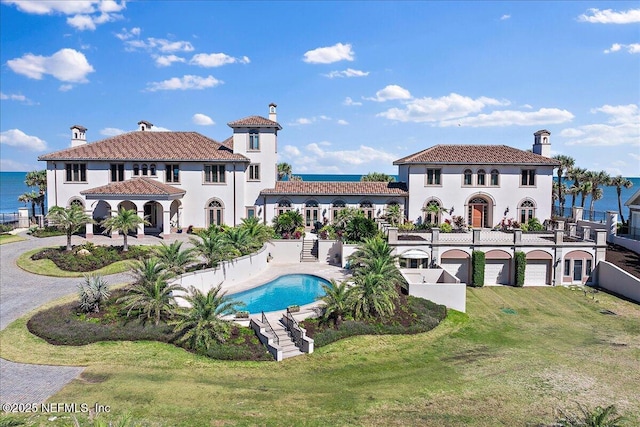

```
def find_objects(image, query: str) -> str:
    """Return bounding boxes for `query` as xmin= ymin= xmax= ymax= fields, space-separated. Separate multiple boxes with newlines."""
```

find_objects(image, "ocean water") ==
xmin=0 ymin=171 xmax=637 ymax=215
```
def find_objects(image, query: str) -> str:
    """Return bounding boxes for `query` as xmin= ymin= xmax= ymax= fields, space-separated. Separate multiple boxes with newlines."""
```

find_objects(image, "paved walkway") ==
xmin=0 ymin=232 xmax=190 ymax=405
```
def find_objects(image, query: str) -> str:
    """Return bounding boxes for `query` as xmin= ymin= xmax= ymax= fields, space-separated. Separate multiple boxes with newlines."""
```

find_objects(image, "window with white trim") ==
xmin=426 ymin=168 xmax=441 ymax=186
xmin=521 ymin=169 xmax=536 ymax=186
xmin=490 ymin=169 xmax=499 ymax=186
xmin=477 ymin=169 xmax=486 ymax=186
xmin=110 ymin=164 xmax=124 ymax=182
xmin=248 ymin=130 xmax=260 ymax=151
xmin=463 ymin=169 xmax=473 ymax=186
xmin=65 ymin=163 xmax=87 ymax=182
xmin=248 ymin=164 xmax=260 ymax=181
xmin=519 ymin=199 xmax=536 ymax=224
xmin=166 ymin=164 xmax=180 ymax=183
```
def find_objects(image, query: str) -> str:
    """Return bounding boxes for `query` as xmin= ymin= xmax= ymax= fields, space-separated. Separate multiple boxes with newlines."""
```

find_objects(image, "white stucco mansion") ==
xmin=39 ymin=104 xmax=559 ymax=236
xmin=39 ymin=105 xmax=609 ymax=291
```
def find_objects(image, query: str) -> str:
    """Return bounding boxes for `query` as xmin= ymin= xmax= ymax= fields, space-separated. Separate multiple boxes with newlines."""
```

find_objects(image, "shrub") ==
xmin=471 ymin=250 xmax=485 ymax=287
xmin=398 ymin=222 xmax=416 ymax=231
xmin=78 ymin=274 xmax=110 ymax=313
xmin=439 ymin=222 xmax=453 ymax=233
xmin=0 ymin=224 xmax=13 ymax=233
xmin=527 ymin=217 xmax=544 ymax=231
xmin=30 ymin=226 xmax=66 ymax=238
xmin=31 ymin=245 xmax=146 ymax=272
xmin=514 ymin=251 xmax=526 ymax=287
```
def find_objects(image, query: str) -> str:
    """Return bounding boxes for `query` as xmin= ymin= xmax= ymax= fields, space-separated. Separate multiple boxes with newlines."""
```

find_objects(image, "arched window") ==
xmin=150 ymin=164 xmax=156 ymax=176
xmin=490 ymin=169 xmax=499 ymax=186
xmin=276 ymin=199 xmax=292 ymax=216
xmin=477 ymin=169 xmax=486 ymax=186
xmin=332 ymin=200 xmax=346 ymax=221
xmin=360 ymin=200 xmax=375 ymax=220
xmin=206 ymin=199 xmax=224 ymax=226
xmin=68 ymin=198 xmax=84 ymax=209
xmin=142 ymin=164 xmax=148 ymax=176
xmin=463 ymin=169 xmax=473 ymax=186
xmin=133 ymin=164 xmax=140 ymax=176
xmin=519 ymin=199 xmax=536 ymax=224
xmin=423 ymin=200 xmax=441 ymax=225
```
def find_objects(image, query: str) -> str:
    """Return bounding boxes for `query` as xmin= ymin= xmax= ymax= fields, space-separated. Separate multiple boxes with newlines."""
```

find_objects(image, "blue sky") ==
xmin=1 ymin=1 xmax=638 ymax=176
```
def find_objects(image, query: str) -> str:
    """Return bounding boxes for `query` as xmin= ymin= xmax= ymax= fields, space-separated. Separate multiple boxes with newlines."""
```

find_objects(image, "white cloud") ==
xmin=0 ymin=129 xmax=47 ymax=151
xmin=562 ymin=104 xmax=640 ymax=146
xmin=291 ymin=118 xmax=313 ymax=125
xmin=280 ymin=142 xmax=397 ymax=173
xmin=378 ymin=92 xmax=510 ymax=122
xmin=578 ymin=8 xmax=640 ymax=24
xmin=629 ymin=152 xmax=640 ymax=162
xmin=192 ymin=113 xmax=215 ymax=126
xmin=100 ymin=127 xmax=126 ymax=136
xmin=344 ymin=97 xmax=362 ymax=106
xmin=604 ymin=43 xmax=640 ymax=54
xmin=0 ymin=92 xmax=33 ymax=104
xmin=366 ymin=85 xmax=412 ymax=102
xmin=337 ymin=119 xmax=349 ymax=125
xmin=7 ymin=48 xmax=95 ymax=83
xmin=59 ymin=84 xmax=74 ymax=91
xmin=190 ymin=53 xmax=250 ymax=67
xmin=125 ymin=37 xmax=194 ymax=53
xmin=0 ymin=158 xmax=38 ymax=172
xmin=145 ymin=75 xmax=223 ymax=91
xmin=303 ymin=42 xmax=354 ymax=64
xmin=500 ymin=14 xmax=511 ymax=20
xmin=5 ymin=1 xmax=126 ymax=30
xmin=115 ymin=27 xmax=141 ymax=41
xmin=149 ymin=125 xmax=171 ymax=132
xmin=154 ymin=54 xmax=186 ymax=67
xmin=439 ymin=108 xmax=574 ymax=127
xmin=324 ymin=68 xmax=369 ymax=78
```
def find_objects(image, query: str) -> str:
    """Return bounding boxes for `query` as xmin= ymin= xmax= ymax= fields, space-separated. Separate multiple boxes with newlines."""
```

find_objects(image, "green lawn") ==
xmin=0 ymin=234 xmax=25 ymax=245
xmin=1 ymin=286 xmax=639 ymax=426
xmin=16 ymin=247 xmax=140 ymax=277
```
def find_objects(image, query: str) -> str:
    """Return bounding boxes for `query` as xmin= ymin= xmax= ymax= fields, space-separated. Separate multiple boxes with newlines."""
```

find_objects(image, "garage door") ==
xmin=525 ymin=260 xmax=550 ymax=285
xmin=441 ymin=259 xmax=470 ymax=284
xmin=485 ymin=260 xmax=509 ymax=285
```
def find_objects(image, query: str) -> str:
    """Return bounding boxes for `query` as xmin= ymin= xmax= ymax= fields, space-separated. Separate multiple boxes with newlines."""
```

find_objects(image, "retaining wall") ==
xmin=597 ymin=261 xmax=640 ymax=303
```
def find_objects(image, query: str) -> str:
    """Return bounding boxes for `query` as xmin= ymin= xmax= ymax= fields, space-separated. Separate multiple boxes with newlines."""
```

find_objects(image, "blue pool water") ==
xmin=228 ymin=274 xmax=329 ymax=314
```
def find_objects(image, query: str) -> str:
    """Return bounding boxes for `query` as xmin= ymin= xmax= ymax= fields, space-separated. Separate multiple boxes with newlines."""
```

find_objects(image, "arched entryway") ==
xmin=91 ymin=200 xmax=111 ymax=234
xmin=205 ymin=198 xmax=224 ymax=227
xmin=423 ymin=198 xmax=444 ymax=226
xmin=304 ymin=200 xmax=320 ymax=228
xmin=563 ymin=250 xmax=594 ymax=284
xmin=440 ymin=249 xmax=470 ymax=284
xmin=144 ymin=201 xmax=163 ymax=233
xmin=467 ymin=195 xmax=494 ymax=228
xmin=485 ymin=250 xmax=511 ymax=285
xmin=170 ymin=200 xmax=182 ymax=230
xmin=399 ymin=249 xmax=429 ymax=269
xmin=525 ymin=250 xmax=552 ymax=285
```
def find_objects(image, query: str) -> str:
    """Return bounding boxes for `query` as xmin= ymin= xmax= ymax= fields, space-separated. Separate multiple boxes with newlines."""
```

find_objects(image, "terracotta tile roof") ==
xmin=393 ymin=145 xmax=560 ymax=166
xmin=38 ymin=131 xmax=249 ymax=162
xmin=221 ymin=136 xmax=234 ymax=149
xmin=260 ymin=181 xmax=408 ymax=196
xmin=81 ymin=178 xmax=186 ymax=197
xmin=227 ymin=115 xmax=282 ymax=129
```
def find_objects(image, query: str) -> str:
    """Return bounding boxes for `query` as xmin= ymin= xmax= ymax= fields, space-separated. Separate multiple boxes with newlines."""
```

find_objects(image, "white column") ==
xmin=85 ymin=208 xmax=93 ymax=237
xmin=137 ymin=207 xmax=145 ymax=237
xmin=162 ymin=208 xmax=171 ymax=238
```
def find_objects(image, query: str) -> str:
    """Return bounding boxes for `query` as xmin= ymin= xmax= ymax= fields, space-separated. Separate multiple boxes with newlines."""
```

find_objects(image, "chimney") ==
xmin=532 ymin=129 xmax=551 ymax=157
xmin=70 ymin=125 xmax=87 ymax=147
xmin=268 ymin=103 xmax=277 ymax=122
xmin=138 ymin=120 xmax=154 ymax=131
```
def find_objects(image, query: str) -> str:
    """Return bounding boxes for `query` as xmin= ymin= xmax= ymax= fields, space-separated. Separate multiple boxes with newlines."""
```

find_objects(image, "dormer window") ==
xmin=133 ymin=164 xmax=140 ymax=176
xmin=142 ymin=164 xmax=148 ymax=176
xmin=248 ymin=130 xmax=260 ymax=151
xmin=150 ymin=164 xmax=156 ymax=176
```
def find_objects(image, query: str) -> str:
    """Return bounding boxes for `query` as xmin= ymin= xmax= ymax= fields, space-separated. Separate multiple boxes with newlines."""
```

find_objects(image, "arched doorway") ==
xmin=170 ymin=200 xmax=182 ymax=230
xmin=304 ymin=200 xmax=320 ymax=228
xmin=144 ymin=201 xmax=163 ymax=233
xmin=423 ymin=199 xmax=443 ymax=225
xmin=467 ymin=196 xmax=492 ymax=228
xmin=92 ymin=200 xmax=111 ymax=234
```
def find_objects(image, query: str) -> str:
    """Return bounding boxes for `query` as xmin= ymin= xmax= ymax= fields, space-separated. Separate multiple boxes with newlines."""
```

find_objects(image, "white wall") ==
xmin=403 ymin=268 xmax=466 ymax=313
xmin=318 ymin=240 xmax=342 ymax=265
xmin=597 ymin=261 xmax=640 ymax=303
xmin=267 ymin=239 xmax=303 ymax=263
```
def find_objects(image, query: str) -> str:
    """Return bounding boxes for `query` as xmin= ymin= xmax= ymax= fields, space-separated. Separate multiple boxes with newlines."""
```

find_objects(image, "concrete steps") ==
xmin=300 ymin=239 xmax=318 ymax=262
xmin=271 ymin=318 xmax=304 ymax=359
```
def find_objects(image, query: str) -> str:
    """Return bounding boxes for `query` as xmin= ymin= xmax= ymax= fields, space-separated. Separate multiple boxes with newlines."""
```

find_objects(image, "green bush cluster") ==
xmin=471 ymin=250 xmax=485 ymax=287
xmin=0 ymin=224 xmax=13 ymax=233
xmin=306 ymin=296 xmax=447 ymax=348
xmin=439 ymin=222 xmax=453 ymax=233
xmin=201 ymin=328 xmax=271 ymax=361
xmin=31 ymin=245 xmax=146 ymax=272
xmin=29 ymin=226 xmax=66 ymax=238
xmin=514 ymin=251 xmax=526 ymax=287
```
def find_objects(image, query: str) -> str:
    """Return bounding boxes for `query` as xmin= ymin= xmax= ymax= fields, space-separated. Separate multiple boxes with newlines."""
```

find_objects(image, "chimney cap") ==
xmin=269 ymin=102 xmax=277 ymax=108
xmin=137 ymin=120 xmax=154 ymax=127
xmin=70 ymin=125 xmax=87 ymax=131
xmin=534 ymin=129 xmax=551 ymax=136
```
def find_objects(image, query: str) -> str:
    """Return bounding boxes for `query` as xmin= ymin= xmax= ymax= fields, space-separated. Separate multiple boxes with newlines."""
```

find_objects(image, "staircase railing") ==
xmin=261 ymin=311 xmax=279 ymax=346
xmin=285 ymin=308 xmax=303 ymax=348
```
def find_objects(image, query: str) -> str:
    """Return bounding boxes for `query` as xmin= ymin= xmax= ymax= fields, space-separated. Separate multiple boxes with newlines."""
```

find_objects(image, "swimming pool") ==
xmin=228 ymin=274 xmax=329 ymax=314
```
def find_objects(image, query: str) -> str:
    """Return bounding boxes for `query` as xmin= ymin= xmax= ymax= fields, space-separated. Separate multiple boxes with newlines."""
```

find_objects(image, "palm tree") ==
xmin=190 ymin=227 xmax=233 ymax=268
xmin=360 ymin=172 xmax=396 ymax=182
xmin=238 ymin=216 xmax=273 ymax=249
xmin=78 ymin=274 xmax=110 ymax=313
xmin=585 ymin=171 xmax=611 ymax=217
xmin=578 ymin=181 xmax=593 ymax=208
xmin=100 ymin=208 xmax=148 ymax=251
xmin=567 ymin=166 xmax=587 ymax=209
xmin=18 ymin=191 xmax=39 ymax=220
xmin=25 ymin=170 xmax=47 ymax=216
xmin=277 ymin=162 xmax=292 ymax=181
xmin=119 ymin=257 xmax=184 ymax=326
xmin=349 ymin=236 xmax=405 ymax=289
xmin=609 ymin=175 xmax=633 ymax=223
xmin=223 ymin=226 xmax=253 ymax=256
xmin=153 ymin=241 xmax=196 ymax=275
xmin=272 ymin=210 xmax=304 ymax=237
xmin=552 ymin=155 xmax=575 ymax=213
xmin=46 ymin=205 xmax=94 ymax=251
xmin=319 ymin=279 xmax=352 ymax=327
xmin=171 ymin=285 xmax=244 ymax=350
xmin=556 ymin=403 xmax=624 ymax=427
xmin=383 ymin=204 xmax=403 ymax=226
xmin=344 ymin=216 xmax=377 ymax=243
xmin=349 ymin=272 xmax=397 ymax=320
xmin=422 ymin=202 xmax=447 ymax=225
